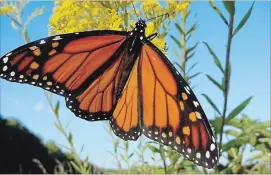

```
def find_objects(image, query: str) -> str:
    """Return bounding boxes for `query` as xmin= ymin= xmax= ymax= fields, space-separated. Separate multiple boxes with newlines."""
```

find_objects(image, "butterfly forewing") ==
xmin=0 ymin=31 xmax=128 ymax=121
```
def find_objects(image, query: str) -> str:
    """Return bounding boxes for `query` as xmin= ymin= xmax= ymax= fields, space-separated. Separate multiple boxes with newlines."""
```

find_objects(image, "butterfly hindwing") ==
xmin=138 ymin=42 xmax=219 ymax=168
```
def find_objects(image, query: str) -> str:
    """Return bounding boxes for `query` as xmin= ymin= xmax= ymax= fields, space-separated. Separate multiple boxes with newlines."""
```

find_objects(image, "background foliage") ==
xmin=0 ymin=0 xmax=270 ymax=174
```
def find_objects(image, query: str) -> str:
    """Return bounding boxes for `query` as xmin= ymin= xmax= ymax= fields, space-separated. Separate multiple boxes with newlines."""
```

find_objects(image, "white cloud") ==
xmin=34 ymin=101 xmax=44 ymax=112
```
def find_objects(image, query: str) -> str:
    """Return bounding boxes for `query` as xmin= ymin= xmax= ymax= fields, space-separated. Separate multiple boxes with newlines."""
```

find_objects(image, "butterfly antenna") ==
xmin=132 ymin=2 xmax=139 ymax=20
xmin=145 ymin=13 xmax=169 ymax=22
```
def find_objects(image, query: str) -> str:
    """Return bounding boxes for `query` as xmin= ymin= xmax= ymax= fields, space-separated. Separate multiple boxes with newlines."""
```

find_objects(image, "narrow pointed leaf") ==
xmin=186 ymin=42 xmax=198 ymax=56
xmin=128 ymin=153 xmax=134 ymax=159
xmin=54 ymin=101 xmax=60 ymax=118
xmin=223 ymin=1 xmax=235 ymax=15
xmin=68 ymin=132 xmax=73 ymax=143
xmin=190 ymin=72 xmax=201 ymax=80
xmin=208 ymin=0 xmax=228 ymax=25
xmin=186 ymin=52 xmax=195 ymax=60
xmin=186 ymin=23 xmax=197 ymax=35
xmin=146 ymin=145 xmax=161 ymax=154
xmin=170 ymin=35 xmax=182 ymax=48
xmin=70 ymin=161 xmax=83 ymax=174
xmin=206 ymin=74 xmax=224 ymax=91
xmin=202 ymin=94 xmax=222 ymax=115
xmin=172 ymin=47 xmax=180 ymax=58
xmin=187 ymin=62 xmax=198 ymax=74
xmin=226 ymin=96 xmax=253 ymax=123
xmin=233 ymin=2 xmax=254 ymax=36
xmin=54 ymin=122 xmax=62 ymax=133
xmin=174 ymin=62 xmax=184 ymax=73
xmin=184 ymin=10 xmax=190 ymax=22
xmin=175 ymin=23 xmax=185 ymax=34
xmin=203 ymin=42 xmax=224 ymax=73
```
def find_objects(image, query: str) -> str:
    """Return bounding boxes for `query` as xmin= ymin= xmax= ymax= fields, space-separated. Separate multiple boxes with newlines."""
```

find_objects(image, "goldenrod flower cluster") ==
xmin=0 ymin=4 xmax=15 ymax=15
xmin=49 ymin=0 xmax=190 ymax=52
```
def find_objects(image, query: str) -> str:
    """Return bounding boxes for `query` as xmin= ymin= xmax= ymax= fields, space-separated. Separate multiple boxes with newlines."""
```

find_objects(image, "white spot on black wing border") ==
xmin=109 ymin=117 xmax=141 ymax=141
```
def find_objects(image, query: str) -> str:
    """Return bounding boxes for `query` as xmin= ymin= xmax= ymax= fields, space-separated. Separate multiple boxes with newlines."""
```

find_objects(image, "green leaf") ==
xmin=54 ymin=122 xmax=62 ymax=133
xmin=223 ymin=1 xmax=235 ymax=15
xmin=190 ymin=72 xmax=201 ymax=80
xmin=202 ymin=94 xmax=222 ymax=115
xmin=120 ymin=153 xmax=127 ymax=163
xmin=70 ymin=161 xmax=83 ymax=174
xmin=187 ymin=62 xmax=198 ymax=74
xmin=253 ymin=121 xmax=271 ymax=130
xmin=186 ymin=42 xmax=198 ymax=56
xmin=210 ymin=117 xmax=222 ymax=134
xmin=227 ymin=118 xmax=242 ymax=128
xmin=83 ymin=157 xmax=89 ymax=168
xmin=186 ymin=23 xmax=197 ymax=35
xmin=255 ymin=144 xmax=270 ymax=153
xmin=114 ymin=139 xmax=120 ymax=152
xmin=248 ymin=132 xmax=257 ymax=146
xmin=128 ymin=153 xmax=134 ymax=159
xmin=208 ymin=0 xmax=228 ymax=26
xmin=170 ymin=35 xmax=182 ymax=48
xmin=223 ymin=137 xmax=247 ymax=151
xmin=146 ymin=145 xmax=161 ymax=154
xmin=183 ymin=10 xmax=190 ymax=22
xmin=203 ymin=42 xmax=224 ymax=73
xmin=54 ymin=101 xmax=60 ymax=118
xmin=68 ymin=132 xmax=73 ymax=143
xmin=226 ymin=96 xmax=253 ymax=123
xmin=174 ymin=62 xmax=185 ymax=74
xmin=186 ymin=52 xmax=195 ymax=60
xmin=175 ymin=23 xmax=185 ymax=35
xmin=124 ymin=141 xmax=129 ymax=150
xmin=233 ymin=2 xmax=254 ymax=36
xmin=225 ymin=129 xmax=241 ymax=137
xmin=22 ymin=27 xmax=29 ymax=43
xmin=206 ymin=74 xmax=224 ymax=91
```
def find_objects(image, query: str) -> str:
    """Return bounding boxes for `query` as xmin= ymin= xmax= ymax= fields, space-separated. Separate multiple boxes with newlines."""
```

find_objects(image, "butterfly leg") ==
xmin=146 ymin=33 xmax=158 ymax=41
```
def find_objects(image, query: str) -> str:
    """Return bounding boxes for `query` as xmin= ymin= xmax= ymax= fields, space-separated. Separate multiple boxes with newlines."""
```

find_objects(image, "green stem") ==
xmin=181 ymin=15 xmax=187 ymax=77
xmin=159 ymin=144 xmax=168 ymax=174
xmin=219 ymin=12 xmax=235 ymax=154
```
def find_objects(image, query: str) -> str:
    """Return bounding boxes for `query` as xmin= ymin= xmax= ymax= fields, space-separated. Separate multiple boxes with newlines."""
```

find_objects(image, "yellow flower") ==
xmin=0 ymin=4 xmax=15 ymax=15
xmin=176 ymin=2 xmax=190 ymax=12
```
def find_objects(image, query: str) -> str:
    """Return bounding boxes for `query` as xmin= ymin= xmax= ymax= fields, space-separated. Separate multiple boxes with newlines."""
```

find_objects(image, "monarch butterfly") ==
xmin=0 ymin=17 xmax=218 ymax=168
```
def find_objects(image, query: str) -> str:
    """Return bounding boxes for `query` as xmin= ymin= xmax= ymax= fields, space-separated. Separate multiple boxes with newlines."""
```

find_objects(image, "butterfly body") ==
xmin=0 ymin=19 xmax=218 ymax=168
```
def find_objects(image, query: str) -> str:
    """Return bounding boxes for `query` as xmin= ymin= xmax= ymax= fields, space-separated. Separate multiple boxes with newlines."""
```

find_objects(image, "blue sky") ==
xmin=0 ymin=1 xmax=270 ymax=169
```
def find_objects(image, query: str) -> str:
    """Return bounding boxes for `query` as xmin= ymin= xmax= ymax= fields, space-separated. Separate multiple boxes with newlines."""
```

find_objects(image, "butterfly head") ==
xmin=133 ymin=19 xmax=147 ymax=33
